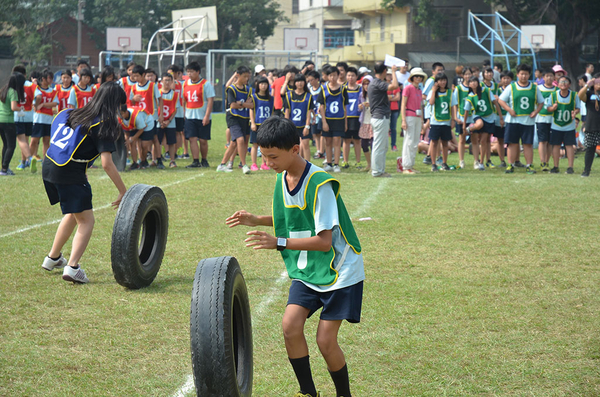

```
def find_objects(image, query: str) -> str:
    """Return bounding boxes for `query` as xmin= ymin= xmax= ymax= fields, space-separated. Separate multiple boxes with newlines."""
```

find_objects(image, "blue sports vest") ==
xmin=228 ymin=85 xmax=250 ymax=119
xmin=287 ymin=91 xmax=312 ymax=128
xmin=323 ymin=84 xmax=345 ymax=119
xmin=252 ymin=93 xmax=273 ymax=125
xmin=46 ymin=109 xmax=101 ymax=166
xmin=346 ymin=86 xmax=361 ymax=118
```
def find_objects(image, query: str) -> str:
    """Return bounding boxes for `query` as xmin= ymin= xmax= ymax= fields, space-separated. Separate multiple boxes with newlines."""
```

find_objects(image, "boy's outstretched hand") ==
xmin=226 ymin=210 xmax=260 ymax=228
xmin=244 ymin=231 xmax=276 ymax=250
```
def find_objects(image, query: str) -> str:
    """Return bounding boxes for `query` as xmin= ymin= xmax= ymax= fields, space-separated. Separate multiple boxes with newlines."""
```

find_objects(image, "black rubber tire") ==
xmin=112 ymin=132 xmax=127 ymax=172
xmin=110 ymin=184 xmax=168 ymax=289
xmin=190 ymin=256 xmax=253 ymax=397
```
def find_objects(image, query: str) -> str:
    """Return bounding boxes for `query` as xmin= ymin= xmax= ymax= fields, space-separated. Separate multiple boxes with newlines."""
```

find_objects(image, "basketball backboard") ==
xmin=171 ymin=6 xmax=218 ymax=44
xmin=106 ymin=27 xmax=142 ymax=51
xmin=284 ymin=28 xmax=319 ymax=52
xmin=520 ymin=25 xmax=556 ymax=50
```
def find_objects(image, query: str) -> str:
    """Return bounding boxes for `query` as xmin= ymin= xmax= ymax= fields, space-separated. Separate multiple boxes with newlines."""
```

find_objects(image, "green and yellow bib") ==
xmin=510 ymin=82 xmax=537 ymax=116
xmin=538 ymin=85 xmax=557 ymax=116
xmin=551 ymin=90 xmax=577 ymax=127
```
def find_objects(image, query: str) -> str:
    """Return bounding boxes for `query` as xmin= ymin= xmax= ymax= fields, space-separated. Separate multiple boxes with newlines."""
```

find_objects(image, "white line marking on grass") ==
xmin=172 ymin=374 xmax=194 ymax=397
xmin=352 ymin=178 xmax=389 ymax=219
xmin=0 ymin=173 xmax=205 ymax=239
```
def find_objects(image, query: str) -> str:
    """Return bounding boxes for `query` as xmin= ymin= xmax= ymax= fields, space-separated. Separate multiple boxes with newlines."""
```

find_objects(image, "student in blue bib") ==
xmin=40 ymin=82 xmax=127 ymax=284
xmin=343 ymin=67 xmax=362 ymax=168
xmin=318 ymin=66 xmax=348 ymax=173
xmin=283 ymin=73 xmax=314 ymax=160
xmin=226 ymin=117 xmax=364 ymax=397
xmin=249 ymin=76 xmax=273 ymax=171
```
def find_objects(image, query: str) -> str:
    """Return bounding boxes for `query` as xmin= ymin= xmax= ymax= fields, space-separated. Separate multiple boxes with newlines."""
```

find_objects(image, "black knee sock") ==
xmin=584 ymin=146 xmax=595 ymax=172
xmin=289 ymin=356 xmax=317 ymax=397
xmin=329 ymin=364 xmax=351 ymax=397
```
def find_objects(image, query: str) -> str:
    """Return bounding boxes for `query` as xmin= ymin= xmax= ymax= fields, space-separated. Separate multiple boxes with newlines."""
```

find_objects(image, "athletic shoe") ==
xmin=322 ymin=159 xmax=327 ymax=166
xmin=403 ymin=169 xmax=416 ymax=174
xmin=422 ymin=155 xmax=432 ymax=165
xmin=216 ymin=164 xmax=232 ymax=172
xmin=499 ymin=160 xmax=507 ymax=168
xmin=294 ymin=392 xmax=321 ymax=397
xmin=242 ymin=164 xmax=251 ymax=174
xmin=396 ymin=157 xmax=403 ymax=172
xmin=1 ymin=169 xmax=15 ymax=175
xmin=581 ymin=170 xmax=590 ymax=177
xmin=186 ymin=161 xmax=201 ymax=168
xmin=0 ymin=170 xmax=8 ymax=176
xmin=16 ymin=161 xmax=27 ymax=170
xmin=441 ymin=163 xmax=451 ymax=171
xmin=550 ymin=167 xmax=559 ymax=174
xmin=149 ymin=160 xmax=157 ymax=167
xmin=333 ymin=164 xmax=341 ymax=173
xmin=526 ymin=165 xmax=536 ymax=174
xmin=126 ymin=159 xmax=132 ymax=165
xmin=514 ymin=161 xmax=525 ymax=168
xmin=479 ymin=163 xmax=485 ymax=171
xmin=169 ymin=161 xmax=177 ymax=168
xmin=226 ymin=161 xmax=233 ymax=171
xmin=201 ymin=159 xmax=210 ymax=168
xmin=341 ymin=162 xmax=349 ymax=169
xmin=474 ymin=161 xmax=481 ymax=170
xmin=541 ymin=162 xmax=549 ymax=172
xmin=128 ymin=163 xmax=140 ymax=171
xmin=164 ymin=153 xmax=170 ymax=160
xmin=139 ymin=160 xmax=149 ymax=169
xmin=436 ymin=156 xmax=443 ymax=165
xmin=62 ymin=265 xmax=89 ymax=284
xmin=183 ymin=154 xmax=190 ymax=159
xmin=313 ymin=152 xmax=321 ymax=159
xmin=42 ymin=253 xmax=67 ymax=271
xmin=486 ymin=160 xmax=496 ymax=168
xmin=459 ymin=160 xmax=465 ymax=169
xmin=260 ymin=163 xmax=270 ymax=171
xmin=566 ymin=167 xmax=574 ymax=174
xmin=431 ymin=164 xmax=439 ymax=172
xmin=505 ymin=165 xmax=514 ymax=174
xmin=30 ymin=158 xmax=37 ymax=173
xmin=250 ymin=163 xmax=259 ymax=171
xmin=323 ymin=164 xmax=333 ymax=172
xmin=373 ymin=172 xmax=392 ymax=177
xmin=391 ymin=145 xmax=398 ymax=152
xmin=355 ymin=162 xmax=363 ymax=169
xmin=156 ymin=162 xmax=166 ymax=170
xmin=34 ymin=155 xmax=42 ymax=161
xmin=319 ymin=152 xmax=326 ymax=159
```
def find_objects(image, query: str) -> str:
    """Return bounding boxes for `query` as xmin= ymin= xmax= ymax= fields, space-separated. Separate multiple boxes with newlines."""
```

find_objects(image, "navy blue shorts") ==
xmin=158 ymin=127 xmax=177 ymax=145
xmin=455 ymin=122 xmax=465 ymax=136
xmin=44 ymin=180 xmax=93 ymax=214
xmin=536 ymin=122 xmax=552 ymax=143
xmin=297 ymin=126 xmax=313 ymax=140
xmin=249 ymin=129 xmax=258 ymax=144
xmin=550 ymin=129 xmax=576 ymax=146
xmin=229 ymin=120 xmax=250 ymax=141
xmin=175 ymin=117 xmax=184 ymax=132
xmin=16 ymin=122 xmax=33 ymax=136
xmin=429 ymin=124 xmax=452 ymax=141
xmin=493 ymin=126 xmax=504 ymax=139
xmin=287 ymin=280 xmax=363 ymax=323
xmin=322 ymin=129 xmax=345 ymax=138
xmin=32 ymin=123 xmax=51 ymax=138
xmin=184 ymin=119 xmax=212 ymax=140
xmin=473 ymin=116 xmax=495 ymax=134
xmin=310 ymin=120 xmax=322 ymax=136
xmin=345 ymin=118 xmax=360 ymax=139
xmin=141 ymin=127 xmax=156 ymax=141
xmin=504 ymin=123 xmax=534 ymax=145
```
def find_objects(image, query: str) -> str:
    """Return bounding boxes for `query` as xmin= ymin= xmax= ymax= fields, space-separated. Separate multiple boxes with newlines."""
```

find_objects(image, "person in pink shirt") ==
xmin=400 ymin=67 xmax=426 ymax=174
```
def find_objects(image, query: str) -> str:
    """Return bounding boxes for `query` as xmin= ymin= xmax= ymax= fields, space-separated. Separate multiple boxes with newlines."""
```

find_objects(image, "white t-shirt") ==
xmin=498 ymin=82 xmax=545 ymax=126
xmin=396 ymin=71 xmax=410 ymax=87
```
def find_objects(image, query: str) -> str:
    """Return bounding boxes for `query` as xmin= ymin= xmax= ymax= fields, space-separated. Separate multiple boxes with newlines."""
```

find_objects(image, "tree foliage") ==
xmin=380 ymin=0 xmax=445 ymax=39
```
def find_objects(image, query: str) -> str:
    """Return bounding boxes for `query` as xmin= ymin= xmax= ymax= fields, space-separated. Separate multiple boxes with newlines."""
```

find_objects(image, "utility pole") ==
xmin=77 ymin=0 xmax=84 ymax=59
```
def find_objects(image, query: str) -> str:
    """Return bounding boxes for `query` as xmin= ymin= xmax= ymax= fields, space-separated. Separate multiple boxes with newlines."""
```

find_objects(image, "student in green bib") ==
xmin=535 ymin=69 xmax=557 ymax=171
xmin=498 ymin=63 xmax=545 ymax=174
xmin=226 ymin=117 xmax=364 ymax=397
xmin=427 ymin=73 xmax=453 ymax=171
xmin=463 ymin=76 xmax=502 ymax=171
xmin=547 ymin=76 xmax=581 ymax=174
xmin=481 ymin=67 xmax=501 ymax=167
xmin=451 ymin=67 xmax=474 ymax=169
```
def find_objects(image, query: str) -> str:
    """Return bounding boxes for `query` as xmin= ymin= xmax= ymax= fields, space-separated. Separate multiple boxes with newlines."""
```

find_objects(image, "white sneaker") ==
xmin=42 ymin=254 xmax=67 ymax=271
xmin=242 ymin=164 xmax=251 ymax=174
xmin=459 ymin=160 xmax=465 ymax=169
xmin=226 ymin=161 xmax=233 ymax=170
xmin=62 ymin=265 xmax=89 ymax=284
xmin=216 ymin=164 xmax=232 ymax=173
xmin=323 ymin=164 xmax=333 ymax=172
xmin=478 ymin=163 xmax=485 ymax=171
xmin=322 ymin=159 xmax=327 ymax=166
xmin=333 ymin=164 xmax=341 ymax=173
xmin=473 ymin=161 xmax=480 ymax=170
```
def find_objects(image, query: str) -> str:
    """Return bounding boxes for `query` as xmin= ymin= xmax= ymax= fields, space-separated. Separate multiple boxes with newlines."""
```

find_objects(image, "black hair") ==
xmin=307 ymin=70 xmax=320 ymax=82
xmin=361 ymin=77 xmax=370 ymax=99
xmin=131 ymin=65 xmax=146 ymax=75
xmin=374 ymin=62 xmax=386 ymax=74
xmin=185 ymin=61 xmax=201 ymax=72
xmin=0 ymin=72 xmax=26 ymax=103
xmin=126 ymin=61 xmax=137 ymax=69
xmin=101 ymin=66 xmax=116 ymax=84
xmin=432 ymin=62 xmax=444 ymax=71
xmin=516 ymin=64 xmax=532 ymax=74
xmin=40 ymin=69 xmax=54 ymax=80
xmin=61 ymin=69 xmax=72 ymax=78
xmin=12 ymin=65 xmax=26 ymax=75
xmin=254 ymin=76 xmax=271 ymax=98
xmin=167 ymin=64 xmax=180 ymax=73
xmin=346 ymin=66 xmax=358 ymax=76
xmin=120 ymin=69 xmax=128 ymax=78
xmin=535 ymin=68 xmax=542 ymax=73
xmin=282 ymin=64 xmax=299 ymax=76
xmin=500 ymin=70 xmax=514 ymax=80
xmin=482 ymin=59 xmax=491 ymax=66
xmin=77 ymin=59 xmax=90 ymax=68
xmin=145 ymin=68 xmax=157 ymax=77
xmin=326 ymin=65 xmax=339 ymax=76
xmin=321 ymin=63 xmax=331 ymax=73
xmin=558 ymin=76 xmax=571 ymax=85
xmin=577 ymin=74 xmax=587 ymax=83
xmin=303 ymin=60 xmax=315 ymax=68
xmin=434 ymin=73 xmax=448 ymax=97
xmin=293 ymin=73 xmax=309 ymax=93
xmin=161 ymin=72 xmax=173 ymax=80
xmin=30 ymin=71 xmax=41 ymax=81
xmin=236 ymin=65 xmax=250 ymax=75
xmin=468 ymin=76 xmax=482 ymax=97
xmin=494 ymin=63 xmax=503 ymax=72
xmin=256 ymin=116 xmax=300 ymax=150
xmin=336 ymin=62 xmax=348 ymax=72
xmin=543 ymin=69 xmax=555 ymax=76
xmin=461 ymin=67 xmax=473 ymax=76
xmin=483 ymin=67 xmax=494 ymax=76
xmin=66 ymin=81 xmax=126 ymax=141
xmin=78 ymin=68 xmax=94 ymax=82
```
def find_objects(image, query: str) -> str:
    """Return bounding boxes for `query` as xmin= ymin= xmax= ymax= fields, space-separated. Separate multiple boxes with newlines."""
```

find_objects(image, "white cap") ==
xmin=358 ymin=66 xmax=371 ymax=75
xmin=255 ymin=65 xmax=266 ymax=74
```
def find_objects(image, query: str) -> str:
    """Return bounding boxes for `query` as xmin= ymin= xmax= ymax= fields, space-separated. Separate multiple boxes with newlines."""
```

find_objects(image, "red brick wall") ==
xmin=46 ymin=18 xmax=101 ymax=67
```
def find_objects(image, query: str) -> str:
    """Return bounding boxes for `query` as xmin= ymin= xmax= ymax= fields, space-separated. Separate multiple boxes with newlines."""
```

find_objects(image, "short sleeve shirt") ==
xmin=184 ymin=79 xmax=215 ymax=120
xmin=367 ymin=78 xmax=391 ymax=119
xmin=0 ymin=88 xmax=17 ymax=123
xmin=498 ymin=82 xmax=545 ymax=126
xmin=402 ymin=84 xmax=423 ymax=117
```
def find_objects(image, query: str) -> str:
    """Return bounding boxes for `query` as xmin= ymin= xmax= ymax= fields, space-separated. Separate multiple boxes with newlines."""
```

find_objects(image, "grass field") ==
xmin=1 ymin=113 xmax=599 ymax=396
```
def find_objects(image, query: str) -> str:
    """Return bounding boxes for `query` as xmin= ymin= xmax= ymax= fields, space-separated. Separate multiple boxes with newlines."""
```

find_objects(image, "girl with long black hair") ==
xmin=41 ymin=82 xmax=128 ymax=283
xmin=0 ymin=72 xmax=26 ymax=175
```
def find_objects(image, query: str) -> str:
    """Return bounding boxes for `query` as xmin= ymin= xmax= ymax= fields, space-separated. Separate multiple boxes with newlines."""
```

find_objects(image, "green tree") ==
xmin=381 ymin=0 xmax=445 ymax=40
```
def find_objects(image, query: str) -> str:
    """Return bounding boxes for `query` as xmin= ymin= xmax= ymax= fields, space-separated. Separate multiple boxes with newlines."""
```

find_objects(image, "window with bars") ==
xmin=324 ymin=29 xmax=355 ymax=48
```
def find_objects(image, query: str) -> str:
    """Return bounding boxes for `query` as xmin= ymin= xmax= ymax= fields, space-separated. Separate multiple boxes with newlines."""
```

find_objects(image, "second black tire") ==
xmin=111 ymin=184 xmax=168 ymax=289
xmin=190 ymin=256 xmax=253 ymax=397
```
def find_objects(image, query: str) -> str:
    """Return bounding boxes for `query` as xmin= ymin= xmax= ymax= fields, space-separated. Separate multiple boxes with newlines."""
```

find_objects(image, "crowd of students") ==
xmin=1 ymin=58 xmax=600 ymax=177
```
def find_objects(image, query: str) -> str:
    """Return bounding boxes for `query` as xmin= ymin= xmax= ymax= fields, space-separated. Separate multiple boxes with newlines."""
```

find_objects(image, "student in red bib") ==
xmin=41 ymin=82 xmax=127 ymax=284
xmin=118 ymin=104 xmax=148 ymax=170
xmin=166 ymin=64 xmax=188 ymax=160
xmin=55 ymin=70 xmax=74 ymax=112
xmin=158 ymin=72 xmax=180 ymax=167
xmin=31 ymin=69 xmax=58 ymax=160
xmin=119 ymin=62 xmax=137 ymax=107
xmin=13 ymin=65 xmax=36 ymax=171
xmin=68 ymin=68 xmax=95 ymax=109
